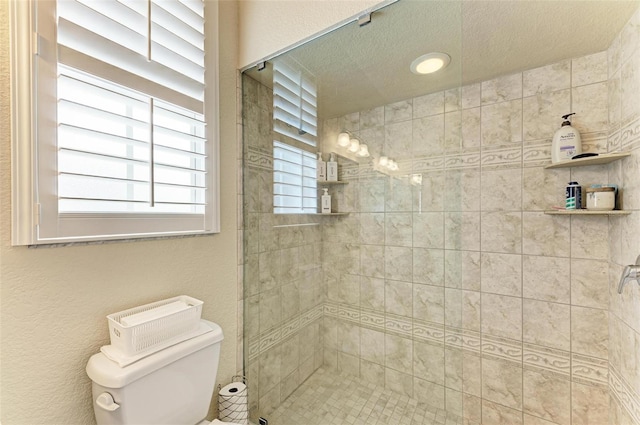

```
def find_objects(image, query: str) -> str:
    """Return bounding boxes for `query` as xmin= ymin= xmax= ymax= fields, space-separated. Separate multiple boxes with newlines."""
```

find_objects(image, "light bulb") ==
xmin=348 ymin=138 xmax=360 ymax=153
xmin=337 ymin=132 xmax=350 ymax=147
xmin=357 ymin=144 xmax=369 ymax=157
xmin=379 ymin=156 xmax=388 ymax=167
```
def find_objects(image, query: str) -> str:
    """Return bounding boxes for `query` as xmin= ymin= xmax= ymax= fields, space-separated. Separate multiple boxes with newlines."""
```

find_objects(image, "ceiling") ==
xmin=244 ymin=0 xmax=639 ymax=119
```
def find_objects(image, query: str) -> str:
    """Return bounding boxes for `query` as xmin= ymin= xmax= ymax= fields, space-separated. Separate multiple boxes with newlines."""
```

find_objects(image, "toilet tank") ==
xmin=87 ymin=320 xmax=224 ymax=425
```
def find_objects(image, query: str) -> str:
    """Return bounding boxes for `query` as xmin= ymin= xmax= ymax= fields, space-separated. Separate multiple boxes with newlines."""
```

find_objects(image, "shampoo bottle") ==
xmin=321 ymin=188 xmax=332 ymax=214
xmin=551 ymin=113 xmax=582 ymax=163
xmin=327 ymin=153 xmax=338 ymax=181
xmin=316 ymin=152 xmax=326 ymax=181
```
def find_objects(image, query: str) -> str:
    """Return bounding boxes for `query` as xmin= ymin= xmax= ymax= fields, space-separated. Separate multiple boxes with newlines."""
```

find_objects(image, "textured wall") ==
xmin=607 ymin=9 xmax=640 ymax=425
xmin=237 ymin=0 xmax=382 ymax=68
xmin=0 ymin=1 xmax=239 ymax=424
xmin=319 ymin=48 xmax=620 ymax=425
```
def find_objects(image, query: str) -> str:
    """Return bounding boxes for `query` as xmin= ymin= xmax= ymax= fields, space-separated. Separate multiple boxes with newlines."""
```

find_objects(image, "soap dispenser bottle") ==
xmin=326 ymin=153 xmax=338 ymax=181
xmin=321 ymin=188 xmax=332 ymax=214
xmin=316 ymin=152 xmax=326 ymax=181
xmin=551 ymin=113 xmax=582 ymax=163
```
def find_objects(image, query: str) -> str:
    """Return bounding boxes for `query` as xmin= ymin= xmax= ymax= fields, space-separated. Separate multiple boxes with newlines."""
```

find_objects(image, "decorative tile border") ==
xmin=572 ymin=353 xmax=608 ymax=386
xmin=481 ymin=146 xmax=522 ymax=169
xmin=523 ymin=343 xmax=571 ymax=378
xmin=610 ymin=366 xmax=640 ymax=424
xmin=385 ymin=313 xmax=412 ymax=337
xmin=461 ymin=330 xmax=481 ymax=353
xmin=413 ymin=319 xmax=445 ymax=343
xmin=619 ymin=115 xmax=640 ymax=151
xmin=444 ymin=152 xmax=481 ymax=170
xmin=482 ymin=334 xmax=522 ymax=364
xmin=245 ymin=146 xmax=273 ymax=170
xmin=523 ymin=142 xmax=550 ymax=167
xmin=445 ymin=327 xmax=464 ymax=348
xmin=360 ymin=309 xmax=385 ymax=330
xmin=412 ymin=155 xmax=445 ymax=173
xmin=338 ymin=305 xmax=360 ymax=324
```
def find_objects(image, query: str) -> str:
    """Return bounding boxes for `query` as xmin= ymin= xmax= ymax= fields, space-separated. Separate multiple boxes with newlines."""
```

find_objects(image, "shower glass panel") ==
xmin=242 ymin=1 xmax=465 ymax=423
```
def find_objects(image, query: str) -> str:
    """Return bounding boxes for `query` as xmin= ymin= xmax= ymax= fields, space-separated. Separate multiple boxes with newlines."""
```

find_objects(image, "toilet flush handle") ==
xmin=96 ymin=392 xmax=120 ymax=412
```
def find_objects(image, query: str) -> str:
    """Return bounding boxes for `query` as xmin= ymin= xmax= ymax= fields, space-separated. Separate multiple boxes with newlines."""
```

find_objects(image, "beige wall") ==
xmin=237 ymin=0 xmax=383 ymax=67
xmin=0 ymin=1 xmax=239 ymax=424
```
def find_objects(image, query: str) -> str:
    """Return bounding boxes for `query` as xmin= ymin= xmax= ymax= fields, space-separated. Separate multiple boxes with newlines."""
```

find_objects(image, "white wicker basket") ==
xmin=107 ymin=295 xmax=203 ymax=357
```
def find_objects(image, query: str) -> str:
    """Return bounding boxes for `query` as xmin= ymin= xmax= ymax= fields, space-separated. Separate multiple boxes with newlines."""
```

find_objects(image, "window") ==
xmin=10 ymin=0 xmax=219 ymax=245
xmin=272 ymin=60 xmax=318 ymax=214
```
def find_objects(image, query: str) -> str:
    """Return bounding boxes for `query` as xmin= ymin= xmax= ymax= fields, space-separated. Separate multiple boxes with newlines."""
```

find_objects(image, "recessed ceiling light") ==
xmin=410 ymin=52 xmax=450 ymax=75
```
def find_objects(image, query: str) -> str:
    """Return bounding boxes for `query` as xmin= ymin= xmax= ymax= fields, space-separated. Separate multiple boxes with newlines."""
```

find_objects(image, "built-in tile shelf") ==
xmin=318 ymin=181 xmax=348 ymax=185
xmin=544 ymin=152 xmax=631 ymax=169
xmin=544 ymin=209 xmax=631 ymax=216
xmin=318 ymin=212 xmax=349 ymax=216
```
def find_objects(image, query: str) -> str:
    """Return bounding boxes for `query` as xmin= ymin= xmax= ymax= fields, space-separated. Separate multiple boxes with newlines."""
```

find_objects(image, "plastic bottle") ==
xmin=551 ymin=113 xmax=582 ymax=163
xmin=316 ymin=152 xmax=326 ymax=181
xmin=321 ymin=188 xmax=332 ymax=214
xmin=326 ymin=153 xmax=338 ymax=181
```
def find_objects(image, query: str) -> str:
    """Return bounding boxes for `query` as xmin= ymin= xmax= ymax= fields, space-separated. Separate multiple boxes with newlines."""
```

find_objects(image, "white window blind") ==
xmin=273 ymin=142 xmax=317 ymax=214
xmin=10 ymin=0 xmax=218 ymax=244
xmin=273 ymin=61 xmax=317 ymax=146
xmin=272 ymin=60 xmax=318 ymax=214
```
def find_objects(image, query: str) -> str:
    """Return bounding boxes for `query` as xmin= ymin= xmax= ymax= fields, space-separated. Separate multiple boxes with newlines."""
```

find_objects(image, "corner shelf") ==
xmin=317 ymin=212 xmax=349 ymax=216
xmin=544 ymin=152 xmax=631 ymax=169
xmin=318 ymin=180 xmax=348 ymax=185
xmin=544 ymin=209 xmax=631 ymax=216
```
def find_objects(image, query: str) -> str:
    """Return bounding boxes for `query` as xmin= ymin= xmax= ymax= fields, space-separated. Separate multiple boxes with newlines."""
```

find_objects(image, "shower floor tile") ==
xmin=262 ymin=368 xmax=472 ymax=425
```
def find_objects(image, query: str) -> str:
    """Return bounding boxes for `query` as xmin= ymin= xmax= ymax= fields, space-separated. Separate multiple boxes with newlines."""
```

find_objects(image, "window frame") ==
xmin=10 ymin=0 xmax=220 ymax=245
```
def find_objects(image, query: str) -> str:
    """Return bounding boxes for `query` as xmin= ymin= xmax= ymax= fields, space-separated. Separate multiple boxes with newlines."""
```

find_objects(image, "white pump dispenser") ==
xmin=321 ymin=188 xmax=331 ymax=214
xmin=326 ymin=153 xmax=338 ymax=181
xmin=551 ymin=113 xmax=582 ymax=163
xmin=316 ymin=152 xmax=326 ymax=181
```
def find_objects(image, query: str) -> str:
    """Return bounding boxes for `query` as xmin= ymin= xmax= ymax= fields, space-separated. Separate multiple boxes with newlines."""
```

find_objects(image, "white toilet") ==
xmin=86 ymin=320 xmax=242 ymax=425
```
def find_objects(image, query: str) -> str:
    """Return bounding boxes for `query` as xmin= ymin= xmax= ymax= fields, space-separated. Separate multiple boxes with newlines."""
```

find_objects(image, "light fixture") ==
xmin=337 ymin=132 xmax=351 ymax=147
xmin=379 ymin=156 xmax=388 ymax=167
xmin=357 ymin=144 xmax=369 ymax=157
xmin=410 ymin=52 xmax=450 ymax=75
xmin=348 ymin=138 xmax=360 ymax=153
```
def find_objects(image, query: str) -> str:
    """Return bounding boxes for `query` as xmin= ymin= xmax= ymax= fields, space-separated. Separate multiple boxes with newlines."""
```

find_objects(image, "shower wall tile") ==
xmin=462 ymin=83 xmax=482 ymax=109
xmin=522 ymin=255 xmax=571 ymax=304
xmin=481 ymin=293 xmax=522 ymax=340
xmin=573 ymin=51 xmax=608 ymax=87
xmin=481 ymin=168 xmax=523 ymax=211
xmin=413 ymin=212 xmax=444 ymax=248
xmin=522 ymin=299 xmax=570 ymax=351
xmin=522 ymin=212 xmax=570 ymax=257
xmin=522 ymin=89 xmax=571 ymax=141
xmin=482 ymin=399 xmax=524 ymax=425
xmin=413 ymin=284 xmax=444 ymax=324
xmin=445 ymin=250 xmax=481 ymax=291
xmin=413 ymin=248 xmax=444 ymax=286
xmin=445 ymin=87 xmax=461 ymax=112
xmin=385 ymin=100 xmax=413 ymax=124
xmin=482 ymin=73 xmax=523 ymax=105
xmin=413 ymin=91 xmax=444 ymax=118
xmin=572 ymin=82 xmax=609 ymax=134
xmin=481 ymin=99 xmax=523 ymax=147
xmin=482 ymin=357 xmax=523 ymax=410
xmin=571 ymin=306 xmax=609 ymax=359
xmin=523 ymin=60 xmax=571 ymax=97
xmin=462 ymin=107 xmax=482 ymax=150
xmin=481 ymin=211 xmax=523 ymax=254
xmin=413 ymin=114 xmax=444 ymax=155
xmin=360 ymin=106 xmax=384 ymax=130
xmin=523 ymin=369 xmax=571 ymax=425
xmin=480 ymin=252 xmax=522 ymax=297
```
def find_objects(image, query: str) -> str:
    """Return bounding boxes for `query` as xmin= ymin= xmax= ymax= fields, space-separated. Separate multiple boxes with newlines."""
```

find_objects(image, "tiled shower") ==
xmin=240 ymin=4 xmax=640 ymax=425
